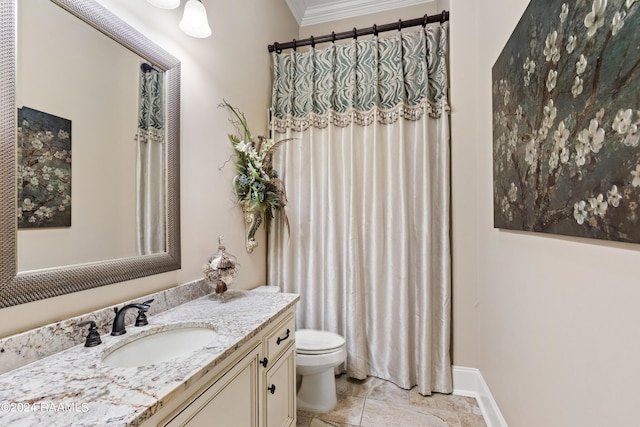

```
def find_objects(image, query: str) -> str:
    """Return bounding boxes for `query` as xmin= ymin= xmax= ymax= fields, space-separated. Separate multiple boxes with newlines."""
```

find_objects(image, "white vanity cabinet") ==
xmin=262 ymin=314 xmax=296 ymax=427
xmin=144 ymin=307 xmax=296 ymax=427
xmin=164 ymin=345 xmax=261 ymax=427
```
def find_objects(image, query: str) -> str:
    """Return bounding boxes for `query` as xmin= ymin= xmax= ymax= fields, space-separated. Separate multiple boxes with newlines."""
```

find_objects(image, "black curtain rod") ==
xmin=268 ymin=10 xmax=449 ymax=53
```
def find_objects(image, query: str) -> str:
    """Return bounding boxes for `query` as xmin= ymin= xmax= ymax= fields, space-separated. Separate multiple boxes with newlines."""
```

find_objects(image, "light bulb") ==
xmin=147 ymin=0 xmax=180 ymax=9
xmin=179 ymin=0 xmax=212 ymax=38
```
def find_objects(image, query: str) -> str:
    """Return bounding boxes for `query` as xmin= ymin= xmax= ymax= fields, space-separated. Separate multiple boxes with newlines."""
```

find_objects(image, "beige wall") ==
xmin=452 ymin=0 xmax=640 ymax=426
xmin=0 ymin=0 xmax=298 ymax=337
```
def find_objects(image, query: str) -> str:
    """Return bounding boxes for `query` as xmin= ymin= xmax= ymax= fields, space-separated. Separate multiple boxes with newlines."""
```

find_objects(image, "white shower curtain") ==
xmin=136 ymin=64 xmax=166 ymax=256
xmin=268 ymin=24 xmax=451 ymax=395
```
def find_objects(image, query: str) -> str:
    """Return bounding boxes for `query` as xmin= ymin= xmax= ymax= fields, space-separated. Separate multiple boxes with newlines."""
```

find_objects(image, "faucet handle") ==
xmin=140 ymin=298 xmax=155 ymax=309
xmin=135 ymin=299 xmax=155 ymax=326
xmin=78 ymin=320 xmax=102 ymax=347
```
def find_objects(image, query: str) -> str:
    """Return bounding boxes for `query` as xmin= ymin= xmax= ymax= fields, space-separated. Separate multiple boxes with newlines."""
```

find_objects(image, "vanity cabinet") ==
xmin=164 ymin=345 xmax=260 ymax=427
xmin=143 ymin=308 xmax=296 ymax=427
xmin=262 ymin=314 xmax=296 ymax=427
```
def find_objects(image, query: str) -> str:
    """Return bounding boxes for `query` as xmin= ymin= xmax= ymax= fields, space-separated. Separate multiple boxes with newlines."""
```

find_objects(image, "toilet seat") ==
xmin=296 ymin=329 xmax=345 ymax=355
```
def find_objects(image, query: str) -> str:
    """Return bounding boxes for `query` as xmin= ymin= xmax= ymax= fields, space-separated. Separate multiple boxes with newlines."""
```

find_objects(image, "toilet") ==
xmin=251 ymin=286 xmax=347 ymax=412
xmin=295 ymin=329 xmax=347 ymax=412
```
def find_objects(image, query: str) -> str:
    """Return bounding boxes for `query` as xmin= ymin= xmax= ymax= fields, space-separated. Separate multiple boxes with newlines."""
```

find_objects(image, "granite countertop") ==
xmin=0 ymin=289 xmax=298 ymax=427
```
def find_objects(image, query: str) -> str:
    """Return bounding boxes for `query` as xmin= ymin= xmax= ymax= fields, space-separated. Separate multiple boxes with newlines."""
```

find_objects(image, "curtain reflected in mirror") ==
xmin=136 ymin=63 xmax=166 ymax=255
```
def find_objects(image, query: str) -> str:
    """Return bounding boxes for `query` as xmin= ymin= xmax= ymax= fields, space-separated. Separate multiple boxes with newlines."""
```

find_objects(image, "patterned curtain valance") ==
xmin=271 ymin=24 xmax=449 ymax=133
xmin=137 ymin=67 xmax=165 ymax=143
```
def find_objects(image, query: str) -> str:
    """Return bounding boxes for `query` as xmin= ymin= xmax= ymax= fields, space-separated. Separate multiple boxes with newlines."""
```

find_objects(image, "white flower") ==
xmin=523 ymin=57 xmax=536 ymax=86
xmin=572 ymin=76 xmax=584 ymax=97
xmin=584 ymin=0 xmax=607 ymax=38
xmin=612 ymin=11 xmax=626 ymax=35
xmin=30 ymin=137 xmax=43 ymax=150
xmin=580 ymin=119 xmax=605 ymax=153
xmin=566 ymin=35 xmax=577 ymax=53
xmin=612 ymin=108 xmax=633 ymax=135
xmin=607 ymin=185 xmax=622 ymax=207
xmin=549 ymin=151 xmax=560 ymax=169
xmin=576 ymin=54 xmax=587 ymax=75
xmin=575 ymin=150 xmax=587 ymax=167
xmin=508 ymin=183 xmax=518 ymax=202
xmin=623 ymin=124 xmax=639 ymax=147
xmin=632 ymin=164 xmax=640 ymax=187
xmin=554 ymin=121 xmax=569 ymax=147
xmin=560 ymin=147 xmax=570 ymax=164
xmin=525 ymin=138 xmax=538 ymax=166
xmin=58 ymin=130 xmax=69 ymax=139
xmin=22 ymin=198 xmax=35 ymax=211
xmin=546 ymin=69 xmax=558 ymax=92
xmin=508 ymin=126 xmax=519 ymax=147
xmin=54 ymin=150 xmax=68 ymax=160
xmin=235 ymin=140 xmax=250 ymax=153
xmin=544 ymin=31 xmax=560 ymax=63
xmin=543 ymin=99 xmax=557 ymax=128
xmin=560 ymin=3 xmax=569 ymax=22
xmin=588 ymin=194 xmax=608 ymax=217
xmin=574 ymin=200 xmax=588 ymax=224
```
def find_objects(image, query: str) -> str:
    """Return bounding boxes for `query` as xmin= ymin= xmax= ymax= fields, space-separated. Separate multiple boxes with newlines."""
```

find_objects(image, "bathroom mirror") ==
xmin=0 ymin=0 xmax=181 ymax=308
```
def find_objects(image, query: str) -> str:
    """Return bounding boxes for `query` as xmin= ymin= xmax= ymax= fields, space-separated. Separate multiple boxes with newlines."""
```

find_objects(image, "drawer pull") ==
xmin=260 ymin=357 xmax=268 ymax=368
xmin=268 ymin=384 xmax=276 ymax=395
xmin=276 ymin=329 xmax=290 ymax=345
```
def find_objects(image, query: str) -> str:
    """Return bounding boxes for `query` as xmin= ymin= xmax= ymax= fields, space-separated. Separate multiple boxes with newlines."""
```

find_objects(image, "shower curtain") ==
xmin=136 ymin=64 xmax=166 ymax=256
xmin=268 ymin=24 xmax=451 ymax=395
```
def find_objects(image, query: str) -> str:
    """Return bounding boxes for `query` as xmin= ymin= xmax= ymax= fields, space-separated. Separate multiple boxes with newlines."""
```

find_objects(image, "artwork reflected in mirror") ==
xmin=17 ymin=106 xmax=72 ymax=229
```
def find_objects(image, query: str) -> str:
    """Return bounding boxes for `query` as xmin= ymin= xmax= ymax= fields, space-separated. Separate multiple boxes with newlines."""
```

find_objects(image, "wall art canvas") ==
xmin=492 ymin=0 xmax=640 ymax=243
xmin=17 ymin=106 xmax=72 ymax=228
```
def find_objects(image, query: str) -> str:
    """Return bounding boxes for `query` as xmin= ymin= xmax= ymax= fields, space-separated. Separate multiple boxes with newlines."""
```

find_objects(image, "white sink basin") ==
xmin=102 ymin=326 xmax=218 ymax=368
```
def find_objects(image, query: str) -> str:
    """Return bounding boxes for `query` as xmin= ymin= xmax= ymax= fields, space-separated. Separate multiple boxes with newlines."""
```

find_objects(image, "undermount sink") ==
xmin=102 ymin=326 xmax=218 ymax=368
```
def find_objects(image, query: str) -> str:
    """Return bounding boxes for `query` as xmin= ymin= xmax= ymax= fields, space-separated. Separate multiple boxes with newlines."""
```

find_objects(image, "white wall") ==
xmin=0 ymin=0 xmax=299 ymax=337
xmin=451 ymin=0 xmax=640 ymax=426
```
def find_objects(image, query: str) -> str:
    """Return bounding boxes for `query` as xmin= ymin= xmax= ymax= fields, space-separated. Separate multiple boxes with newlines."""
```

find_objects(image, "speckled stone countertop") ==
xmin=0 ymin=289 xmax=298 ymax=427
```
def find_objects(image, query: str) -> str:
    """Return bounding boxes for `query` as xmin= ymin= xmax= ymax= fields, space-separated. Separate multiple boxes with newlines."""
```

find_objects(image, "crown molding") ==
xmin=286 ymin=0 xmax=435 ymax=27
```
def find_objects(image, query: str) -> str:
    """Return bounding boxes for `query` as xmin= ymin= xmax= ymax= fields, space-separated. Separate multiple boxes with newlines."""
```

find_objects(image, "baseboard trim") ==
xmin=452 ymin=366 xmax=508 ymax=427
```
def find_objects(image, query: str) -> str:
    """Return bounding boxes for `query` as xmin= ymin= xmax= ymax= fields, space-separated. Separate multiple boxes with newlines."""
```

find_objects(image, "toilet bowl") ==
xmin=295 ymin=329 xmax=346 ymax=412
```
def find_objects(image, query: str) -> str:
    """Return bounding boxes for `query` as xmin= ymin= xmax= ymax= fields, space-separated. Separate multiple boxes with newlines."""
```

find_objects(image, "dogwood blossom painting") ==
xmin=492 ymin=0 xmax=640 ymax=243
xmin=17 ymin=107 xmax=72 ymax=228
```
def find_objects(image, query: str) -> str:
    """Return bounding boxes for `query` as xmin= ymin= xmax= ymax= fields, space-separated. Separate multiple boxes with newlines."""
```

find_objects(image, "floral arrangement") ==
xmin=222 ymin=100 xmax=290 ymax=230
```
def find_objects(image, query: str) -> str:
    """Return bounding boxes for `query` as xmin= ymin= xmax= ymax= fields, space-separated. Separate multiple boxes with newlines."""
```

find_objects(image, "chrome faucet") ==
xmin=111 ymin=299 xmax=154 ymax=336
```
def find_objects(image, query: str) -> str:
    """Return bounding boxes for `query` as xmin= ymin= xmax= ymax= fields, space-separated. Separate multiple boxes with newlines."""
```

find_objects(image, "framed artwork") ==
xmin=17 ymin=106 xmax=72 ymax=228
xmin=492 ymin=0 xmax=639 ymax=242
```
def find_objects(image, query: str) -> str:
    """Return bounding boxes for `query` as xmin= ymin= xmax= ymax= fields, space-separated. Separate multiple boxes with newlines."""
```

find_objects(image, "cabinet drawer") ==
xmin=264 ymin=314 xmax=295 ymax=363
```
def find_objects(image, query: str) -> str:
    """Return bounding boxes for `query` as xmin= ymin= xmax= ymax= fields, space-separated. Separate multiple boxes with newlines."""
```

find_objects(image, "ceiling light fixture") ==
xmin=179 ymin=0 xmax=212 ymax=38
xmin=147 ymin=0 xmax=212 ymax=38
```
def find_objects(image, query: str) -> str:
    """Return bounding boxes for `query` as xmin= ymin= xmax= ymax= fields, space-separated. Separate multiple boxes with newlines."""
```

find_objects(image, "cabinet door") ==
xmin=264 ymin=347 xmax=296 ymax=427
xmin=164 ymin=346 xmax=260 ymax=427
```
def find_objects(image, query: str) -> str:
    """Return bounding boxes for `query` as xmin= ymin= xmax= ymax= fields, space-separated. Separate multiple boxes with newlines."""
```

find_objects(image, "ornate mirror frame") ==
xmin=0 ymin=0 xmax=181 ymax=308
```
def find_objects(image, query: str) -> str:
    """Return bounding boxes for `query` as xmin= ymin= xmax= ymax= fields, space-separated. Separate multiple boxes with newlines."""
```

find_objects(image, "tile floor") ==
xmin=296 ymin=375 xmax=487 ymax=427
